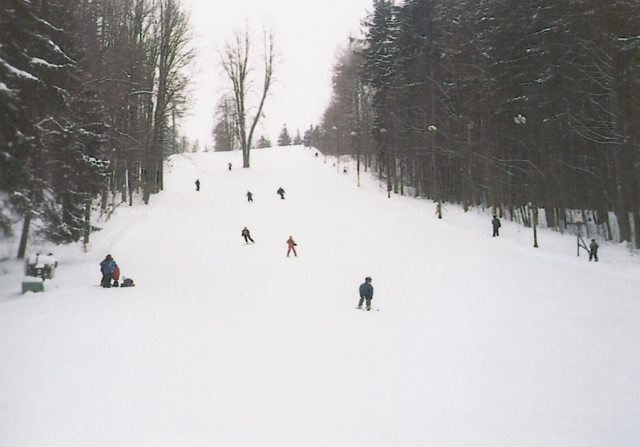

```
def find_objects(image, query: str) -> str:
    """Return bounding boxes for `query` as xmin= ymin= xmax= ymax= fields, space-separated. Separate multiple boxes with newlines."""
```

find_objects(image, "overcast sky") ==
xmin=178 ymin=0 xmax=373 ymax=148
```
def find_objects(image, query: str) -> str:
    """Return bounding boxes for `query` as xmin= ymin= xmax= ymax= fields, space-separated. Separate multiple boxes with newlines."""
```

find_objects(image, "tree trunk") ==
xmin=17 ymin=212 xmax=31 ymax=259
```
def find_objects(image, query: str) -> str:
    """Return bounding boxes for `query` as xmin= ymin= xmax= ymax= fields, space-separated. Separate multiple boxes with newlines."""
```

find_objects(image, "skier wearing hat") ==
xmin=99 ymin=254 xmax=118 ymax=288
xmin=358 ymin=277 xmax=374 ymax=311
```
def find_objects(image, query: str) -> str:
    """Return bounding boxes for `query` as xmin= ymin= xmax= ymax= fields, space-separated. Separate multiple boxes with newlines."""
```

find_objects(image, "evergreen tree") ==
xmin=256 ymin=135 xmax=272 ymax=148
xmin=277 ymin=124 xmax=292 ymax=146
xmin=293 ymin=129 xmax=303 ymax=145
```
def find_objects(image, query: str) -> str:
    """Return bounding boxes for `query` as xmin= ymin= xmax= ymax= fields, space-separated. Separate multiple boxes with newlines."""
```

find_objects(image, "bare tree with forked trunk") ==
xmin=220 ymin=26 xmax=275 ymax=168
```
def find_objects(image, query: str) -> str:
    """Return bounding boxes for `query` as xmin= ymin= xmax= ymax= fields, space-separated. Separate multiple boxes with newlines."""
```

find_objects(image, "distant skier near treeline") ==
xmin=286 ymin=236 xmax=297 ymax=257
xmin=228 ymin=162 xmax=232 ymax=171
xmin=195 ymin=179 xmax=200 ymax=191
xmin=246 ymin=191 xmax=253 ymax=202
xmin=492 ymin=215 xmax=501 ymax=237
xmin=589 ymin=239 xmax=599 ymax=262
xmin=277 ymin=187 xmax=285 ymax=199
xmin=242 ymin=227 xmax=254 ymax=244
xmin=99 ymin=254 xmax=118 ymax=288
xmin=358 ymin=277 xmax=374 ymax=311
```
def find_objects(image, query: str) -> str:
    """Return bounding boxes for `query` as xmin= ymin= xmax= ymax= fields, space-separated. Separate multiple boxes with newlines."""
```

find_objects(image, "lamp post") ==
xmin=514 ymin=113 xmax=538 ymax=248
xmin=332 ymin=125 xmax=340 ymax=172
xmin=427 ymin=124 xmax=441 ymax=218
xmin=380 ymin=128 xmax=391 ymax=197
xmin=350 ymin=131 xmax=360 ymax=187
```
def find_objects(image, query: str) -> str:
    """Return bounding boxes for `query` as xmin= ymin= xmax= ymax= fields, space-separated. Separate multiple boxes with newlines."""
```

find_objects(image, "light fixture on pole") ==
xmin=350 ymin=131 xmax=360 ymax=187
xmin=515 ymin=113 xmax=538 ymax=248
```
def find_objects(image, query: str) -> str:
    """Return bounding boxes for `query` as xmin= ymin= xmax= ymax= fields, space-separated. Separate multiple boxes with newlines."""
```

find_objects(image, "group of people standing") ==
xmin=99 ymin=255 xmax=134 ymax=288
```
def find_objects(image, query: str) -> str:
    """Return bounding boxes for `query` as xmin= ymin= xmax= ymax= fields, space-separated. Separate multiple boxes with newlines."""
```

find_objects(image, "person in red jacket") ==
xmin=112 ymin=265 xmax=121 ymax=287
xmin=286 ymin=236 xmax=297 ymax=257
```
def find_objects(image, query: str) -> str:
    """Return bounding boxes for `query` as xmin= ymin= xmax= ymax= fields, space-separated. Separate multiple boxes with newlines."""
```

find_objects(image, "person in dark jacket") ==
xmin=589 ymin=239 xmax=599 ymax=262
xmin=241 ymin=227 xmax=254 ymax=244
xmin=246 ymin=191 xmax=253 ymax=202
xmin=228 ymin=162 xmax=232 ymax=171
xmin=492 ymin=215 xmax=501 ymax=237
xmin=358 ymin=277 xmax=374 ymax=311
xmin=277 ymin=187 xmax=285 ymax=199
xmin=195 ymin=179 xmax=200 ymax=191
xmin=99 ymin=254 xmax=118 ymax=288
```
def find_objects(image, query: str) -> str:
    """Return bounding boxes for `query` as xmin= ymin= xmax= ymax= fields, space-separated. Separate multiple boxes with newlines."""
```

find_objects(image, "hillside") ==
xmin=1 ymin=147 xmax=639 ymax=447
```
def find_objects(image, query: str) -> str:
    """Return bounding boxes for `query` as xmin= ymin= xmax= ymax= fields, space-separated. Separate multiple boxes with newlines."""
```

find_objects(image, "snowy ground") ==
xmin=1 ymin=146 xmax=639 ymax=447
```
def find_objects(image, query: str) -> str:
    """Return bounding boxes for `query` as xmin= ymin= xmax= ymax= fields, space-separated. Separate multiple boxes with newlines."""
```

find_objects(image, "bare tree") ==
xmin=220 ymin=26 xmax=275 ymax=168
xmin=143 ymin=0 xmax=194 ymax=204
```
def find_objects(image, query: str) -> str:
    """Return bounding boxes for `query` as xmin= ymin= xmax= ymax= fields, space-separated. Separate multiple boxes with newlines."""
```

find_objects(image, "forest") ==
xmin=0 ymin=0 xmax=193 ymax=257
xmin=311 ymin=0 xmax=640 ymax=248
xmin=3 ymin=0 xmax=640 ymax=255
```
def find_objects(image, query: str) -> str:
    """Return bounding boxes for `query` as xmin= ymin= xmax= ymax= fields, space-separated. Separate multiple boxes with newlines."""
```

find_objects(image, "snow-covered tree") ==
xmin=277 ymin=125 xmax=292 ymax=146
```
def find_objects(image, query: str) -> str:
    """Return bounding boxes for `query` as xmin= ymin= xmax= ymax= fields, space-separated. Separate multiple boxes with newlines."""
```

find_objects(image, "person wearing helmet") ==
xmin=358 ymin=277 xmax=374 ymax=311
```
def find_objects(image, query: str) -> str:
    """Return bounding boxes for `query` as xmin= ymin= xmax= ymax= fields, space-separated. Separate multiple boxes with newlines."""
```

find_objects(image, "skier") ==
xmin=112 ymin=265 xmax=121 ymax=287
xmin=286 ymin=235 xmax=297 ymax=257
xmin=246 ymin=191 xmax=253 ymax=202
xmin=589 ymin=239 xmax=599 ymax=262
xmin=241 ymin=227 xmax=255 ymax=244
xmin=99 ymin=254 xmax=118 ymax=288
xmin=228 ymin=162 xmax=232 ymax=171
xmin=492 ymin=214 xmax=501 ymax=237
xmin=277 ymin=187 xmax=285 ymax=200
xmin=358 ymin=277 xmax=374 ymax=311
xmin=195 ymin=179 xmax=200 ymax=191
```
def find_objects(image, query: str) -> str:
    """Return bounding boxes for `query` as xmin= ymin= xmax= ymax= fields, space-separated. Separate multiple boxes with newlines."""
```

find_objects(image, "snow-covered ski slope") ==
xmin=1 ymin=146 xmax=639 ymax=447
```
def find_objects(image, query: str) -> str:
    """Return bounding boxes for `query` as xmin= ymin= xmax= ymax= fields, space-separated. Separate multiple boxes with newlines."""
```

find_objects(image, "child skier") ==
xmin=112 ymin=265 xmax=121 ymax=287
xmin=358 ymin=277 xmax=374 ymax=311
xmin=286 ymin=236 xmax=297 ymax=257
xmin=242 ymin=227 xmax=255 ymax=244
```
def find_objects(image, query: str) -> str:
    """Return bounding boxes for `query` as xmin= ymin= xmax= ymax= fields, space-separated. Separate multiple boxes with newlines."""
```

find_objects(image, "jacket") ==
xmin=100 ymin=258 xmax=117 ymax=274
xmin=359 ymin=282 xmax=374 ymax=299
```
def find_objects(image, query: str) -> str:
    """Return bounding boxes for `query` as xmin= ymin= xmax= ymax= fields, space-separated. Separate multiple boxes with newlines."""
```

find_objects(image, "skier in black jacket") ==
xmin=358 ymin=277 xmax=374 ymax=311
xmin=241 ymin=227 xmax=254 ymax=244
xmin=491 ymin=215 xmax=501 ymax=237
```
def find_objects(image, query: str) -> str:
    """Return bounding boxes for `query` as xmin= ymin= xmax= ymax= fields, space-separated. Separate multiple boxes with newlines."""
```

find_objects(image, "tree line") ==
xmin=312 ymin=0 xmax=640 ymax=248
xmin=0 ymin=0 xmax=193 ymax=257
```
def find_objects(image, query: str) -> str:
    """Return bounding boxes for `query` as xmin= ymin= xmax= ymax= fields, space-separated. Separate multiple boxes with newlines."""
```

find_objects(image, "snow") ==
xmin=30 ymin=57 xmax=64 ymax=69
xmin=1 ymin=146 xmax=639 ymax=447
xmin=0 ymin=57 xmax=39 ymax=81
xmin=26 ymin=254 xmax=57 ymax=268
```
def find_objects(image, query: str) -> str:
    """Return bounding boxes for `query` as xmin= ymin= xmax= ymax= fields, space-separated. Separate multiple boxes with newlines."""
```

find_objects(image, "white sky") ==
xmin=179 ymin=0 xmax=373 ymax=149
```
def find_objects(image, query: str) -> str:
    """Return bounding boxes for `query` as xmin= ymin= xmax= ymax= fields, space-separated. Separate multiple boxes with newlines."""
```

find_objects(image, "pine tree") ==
xmin=293 ymin=129 xmax=303 ymax=145
xmin=256 ymin=135 xmax=272 ymax=148
xmin=277 ymin=124 xmax=292 ymax=146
